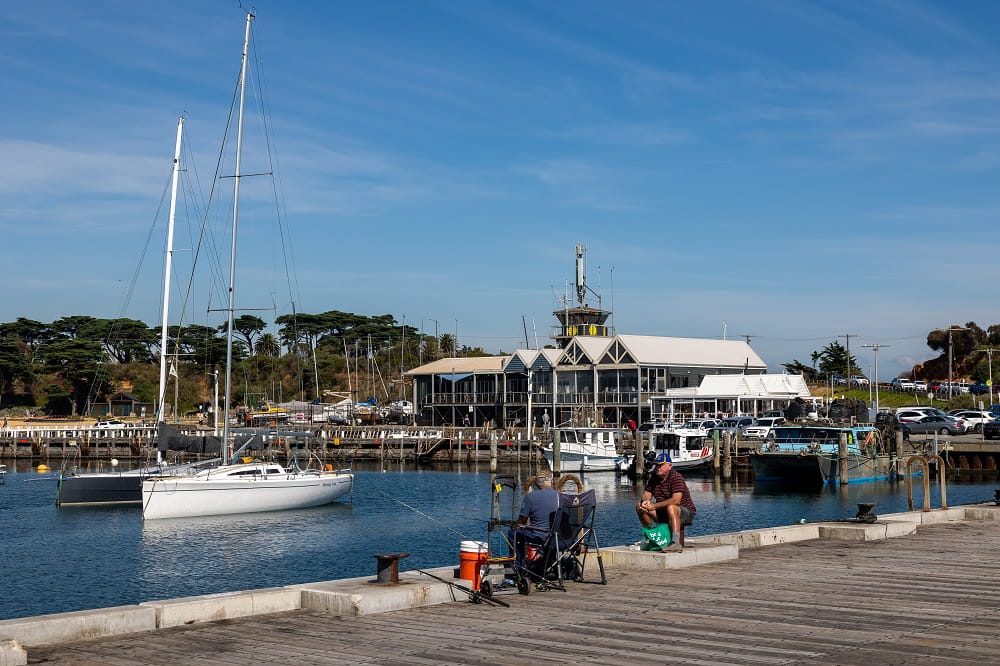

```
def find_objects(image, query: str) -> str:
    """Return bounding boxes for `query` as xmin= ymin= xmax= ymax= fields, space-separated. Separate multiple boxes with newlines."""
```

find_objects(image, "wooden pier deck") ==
xmin=27 ymin=517 xmax=1000 ymax=665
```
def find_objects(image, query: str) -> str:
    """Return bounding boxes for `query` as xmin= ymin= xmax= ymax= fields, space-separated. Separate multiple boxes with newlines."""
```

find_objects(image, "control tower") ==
xmin=552 ymin=245 xmax=613 ymax=348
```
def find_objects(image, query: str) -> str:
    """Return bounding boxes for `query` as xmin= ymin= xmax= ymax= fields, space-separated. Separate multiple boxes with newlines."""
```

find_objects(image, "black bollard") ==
xmin=373 ymin=552 xmax=409 ymax=585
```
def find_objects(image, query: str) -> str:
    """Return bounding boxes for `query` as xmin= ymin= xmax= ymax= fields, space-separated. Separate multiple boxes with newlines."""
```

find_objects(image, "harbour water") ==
xmin=1 ymin=459 xmax=993 ymax=621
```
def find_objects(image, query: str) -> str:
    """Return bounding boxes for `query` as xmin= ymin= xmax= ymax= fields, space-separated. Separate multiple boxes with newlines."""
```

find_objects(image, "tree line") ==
xmin=0 ymin=311 xmax=487 ymax=416
xmin=782 ymin=322 xmax=1000 ymax=383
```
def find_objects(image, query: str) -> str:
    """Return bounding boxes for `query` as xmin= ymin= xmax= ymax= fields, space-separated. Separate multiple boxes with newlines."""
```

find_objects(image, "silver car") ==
xmin=900 ymin=415 xmax=966 ymax=437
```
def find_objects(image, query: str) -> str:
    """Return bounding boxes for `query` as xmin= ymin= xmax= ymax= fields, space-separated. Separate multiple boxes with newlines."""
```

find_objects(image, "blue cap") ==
xmin=654 ymin=452 xmax=672 ymax=464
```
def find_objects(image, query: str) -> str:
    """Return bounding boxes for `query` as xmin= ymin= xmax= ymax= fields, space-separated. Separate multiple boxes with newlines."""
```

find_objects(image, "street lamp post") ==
xmin=946 ymin=326 xmax=968 ymax=402
xmin=987 ymin=348 xmax=996 ymax=407
xmin=430 ymin=319 xmax=440 ymax=359
xmin=861 ymin=343 xmax=888 ymax=416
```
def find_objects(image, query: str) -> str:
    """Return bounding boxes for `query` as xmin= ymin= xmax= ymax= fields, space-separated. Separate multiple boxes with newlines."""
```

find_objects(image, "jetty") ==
xmin=5 ymin=503 xmax=1000 ymax=665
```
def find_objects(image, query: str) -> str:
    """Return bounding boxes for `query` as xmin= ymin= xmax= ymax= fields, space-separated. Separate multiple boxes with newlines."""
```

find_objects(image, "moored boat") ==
xmin=140 ymin=12 xmax=354 ymax=520
xmin=647 ymin=422 xmax=714 ymax=472
xmin=540 ymin=426 xmax=632 ymax=473
xmin=749 ymin=424 xmax=896 ymax=485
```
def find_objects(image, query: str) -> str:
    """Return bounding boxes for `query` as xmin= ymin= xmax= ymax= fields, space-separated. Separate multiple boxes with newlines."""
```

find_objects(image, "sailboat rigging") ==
xmin=141 ymin=12 xmax=353 ymax=520
xmin=57 ymin=117 xmax=223 ymax=506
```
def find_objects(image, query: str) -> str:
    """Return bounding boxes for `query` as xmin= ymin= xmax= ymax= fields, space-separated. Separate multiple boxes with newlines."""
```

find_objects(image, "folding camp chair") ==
xmin=516 ymin=488 xmax=606 ymax=592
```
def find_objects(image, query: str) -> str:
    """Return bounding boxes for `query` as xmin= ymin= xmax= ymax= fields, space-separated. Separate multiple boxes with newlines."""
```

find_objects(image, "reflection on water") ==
xmin=1 ymin=460 xmax=997 ymax=620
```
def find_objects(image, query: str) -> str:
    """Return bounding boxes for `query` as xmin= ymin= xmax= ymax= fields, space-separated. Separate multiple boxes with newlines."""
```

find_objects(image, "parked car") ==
xmin=895 ymin=408 xmax=939 ymax=423
xmin=679 ymin=419 xmax=719 ymax=431
xmin=831 ymin=375 xmax=848 ymax=386
xmin=890 ymin=378 xmax=915 ymax=391
xmin=928 ymin=381 xmax=944 ymax=392
xmin=913 ymin=380 xmax=928 ymax=391
xmin=849 ymin=375 xmax=869 ymax=386
xmin=899 ymin=415 xmax=965 ymax=438
xmin=969 ymin=382 xmax=990 ymax=396
xmin=949 ymin=409 xmax=994 ymax=433
xmin=743 ymin=417 xmax=785 ymax=439
xmin=709 ymin=416 xmax=755 ymax=438
xmin=984 ymin=420 xmax=1000 ymax=440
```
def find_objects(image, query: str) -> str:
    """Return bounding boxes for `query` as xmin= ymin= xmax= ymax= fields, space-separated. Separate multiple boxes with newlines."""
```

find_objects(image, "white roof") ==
xmin=659 ymin=373 xmax=811 ymax=399
xmin=616 ymin=335 xmax=766 ymax=369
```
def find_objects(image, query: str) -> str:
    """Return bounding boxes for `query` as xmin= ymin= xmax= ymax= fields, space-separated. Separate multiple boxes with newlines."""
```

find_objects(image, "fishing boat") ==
xmin=141 ymin=12 xmax=353 ymax=520
xmin=647 ymin=422 xmax=714 ymax=472
xmin=748 ymin=424 xmax=896 ymax=486
xmin=57 ymin=118 xmax=223 ymax=506
xmin=540 ymin=426 xmax=632 ymax=473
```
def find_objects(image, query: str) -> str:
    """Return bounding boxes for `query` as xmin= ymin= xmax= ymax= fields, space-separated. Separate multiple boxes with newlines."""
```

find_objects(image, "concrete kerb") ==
xmin=290 ymin=566 xmax=473 ymax=616
xmin=139 ymin=586 xmax=302 ymax=629
xmin=0 ymin=605 xmax=156 ymax=649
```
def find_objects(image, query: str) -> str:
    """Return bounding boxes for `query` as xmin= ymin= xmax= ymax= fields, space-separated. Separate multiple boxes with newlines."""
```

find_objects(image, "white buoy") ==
xmin=110 ymin=458 xmax=119 ymax=467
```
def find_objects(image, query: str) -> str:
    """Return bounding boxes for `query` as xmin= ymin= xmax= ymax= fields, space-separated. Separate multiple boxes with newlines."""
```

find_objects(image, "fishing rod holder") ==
xmin=373 ymin=552 xmax=409 ymax=585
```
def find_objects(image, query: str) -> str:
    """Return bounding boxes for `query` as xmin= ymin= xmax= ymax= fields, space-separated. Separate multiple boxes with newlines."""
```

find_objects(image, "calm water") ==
xmin=0 ymin=459 xmax=994 ymax=620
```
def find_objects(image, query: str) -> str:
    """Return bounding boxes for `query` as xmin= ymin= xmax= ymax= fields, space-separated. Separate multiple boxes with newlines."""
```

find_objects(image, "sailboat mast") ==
xmin=157 ymin=116 xmax=184 ymax=424
xmin=223 ymin=12 xmax=254 ymax=458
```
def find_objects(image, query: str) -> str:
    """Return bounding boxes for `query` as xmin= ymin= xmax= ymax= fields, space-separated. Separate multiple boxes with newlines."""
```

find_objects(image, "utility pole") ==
xmin=839 ymin=334 xmax=858 ymax=386
xmin=986 ymin=348 xmax=996 ymax=406
xmin=861 ymin=343 xmax=889 ymax=415
xmin=946 ymin=326 xmax=968 ymax=402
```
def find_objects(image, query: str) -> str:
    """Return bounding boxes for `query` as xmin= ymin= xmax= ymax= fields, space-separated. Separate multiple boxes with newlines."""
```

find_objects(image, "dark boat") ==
xmin=56 ymin=424 xmax=221 ymax=506
xmin=749 ymin=424 xmax=897 ymax=486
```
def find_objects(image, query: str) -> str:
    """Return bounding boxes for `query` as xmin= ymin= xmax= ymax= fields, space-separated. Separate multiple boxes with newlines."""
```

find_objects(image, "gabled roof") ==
xmin=532 ymin=348 xmax=562 ymax=371
xmin=598 ymin=338 xmax=636 ymax=364
xmin=615 ymin=335 xmax=766 ymax=369
xmin=504 ymin=349 xmax=539 ymax=373
xmin=558 ymin=337 xmax=610 ymax=366
xmin=405 ymin=356 xmax=510 ymax=377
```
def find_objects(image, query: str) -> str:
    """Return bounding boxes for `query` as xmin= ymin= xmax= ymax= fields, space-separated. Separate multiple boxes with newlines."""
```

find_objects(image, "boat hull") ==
xmin=57 ymin=473 xmax=143 ymax=505
xmin=142 ymin=472 xmax=353 ymax=519
xmin=541 ymin=449 xmax=629 ymax=473
xmin=750 ymin=452 xmax=899 ymax=486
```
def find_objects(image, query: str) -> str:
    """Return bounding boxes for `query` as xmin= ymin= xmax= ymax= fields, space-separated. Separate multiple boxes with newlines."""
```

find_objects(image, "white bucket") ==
xmin=459 ymin=540 xmax=488 ymax=553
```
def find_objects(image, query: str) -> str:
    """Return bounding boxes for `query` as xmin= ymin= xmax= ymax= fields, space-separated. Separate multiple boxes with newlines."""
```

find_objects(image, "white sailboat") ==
xmin=58 ymin=117 xmax=222 ymax=506
xmin=142 ymin=12 xmax=353 ymax=520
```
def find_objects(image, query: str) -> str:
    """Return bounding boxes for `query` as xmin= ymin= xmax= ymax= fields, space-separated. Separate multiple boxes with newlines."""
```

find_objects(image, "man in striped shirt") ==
xmin=636 ymin=452 xmax=696 ymax=552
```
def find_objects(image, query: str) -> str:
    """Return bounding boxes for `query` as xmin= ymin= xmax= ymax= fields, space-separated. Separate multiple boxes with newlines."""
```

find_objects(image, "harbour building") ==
xmin=405 ymin=246 xmax=807 ymax=427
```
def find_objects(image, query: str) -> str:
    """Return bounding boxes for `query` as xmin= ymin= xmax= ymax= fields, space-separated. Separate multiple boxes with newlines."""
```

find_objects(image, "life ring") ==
xmin=556 ymin=474 xmax=583 ymax=493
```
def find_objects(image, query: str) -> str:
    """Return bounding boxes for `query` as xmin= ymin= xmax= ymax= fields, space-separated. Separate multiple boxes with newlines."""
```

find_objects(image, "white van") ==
xmin=890 ymin=378 xmax=915 ymax=391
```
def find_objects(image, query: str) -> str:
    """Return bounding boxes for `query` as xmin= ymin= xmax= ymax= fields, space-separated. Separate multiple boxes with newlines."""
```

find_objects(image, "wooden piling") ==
xmin=489 ymin=431 xmax=497 ymax=473
xmin=838 ymin=432 xmax=848 ymax=484
xmin=712 ymin=429 xmax=721 ymax=474
xmin=722 ymin=431 xmax=731 ymax=480
xmin=552 ymin=428 xmax=561 ymax=475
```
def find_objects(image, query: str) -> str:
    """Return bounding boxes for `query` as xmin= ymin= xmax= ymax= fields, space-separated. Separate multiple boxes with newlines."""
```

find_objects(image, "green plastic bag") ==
xmin=642 ymin=524 xmax=672 ymax=551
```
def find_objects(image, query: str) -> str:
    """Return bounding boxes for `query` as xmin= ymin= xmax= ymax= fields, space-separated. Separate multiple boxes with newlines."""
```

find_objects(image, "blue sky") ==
xmin=3 ymin=1 xmax=1000 ymax=381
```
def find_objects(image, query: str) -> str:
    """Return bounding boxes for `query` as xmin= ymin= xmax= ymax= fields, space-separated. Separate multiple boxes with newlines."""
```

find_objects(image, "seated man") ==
xmin=635 ymin=452 xmax=696 ymax=552
xmin=509 ymin=470 xmax=559 ymax=565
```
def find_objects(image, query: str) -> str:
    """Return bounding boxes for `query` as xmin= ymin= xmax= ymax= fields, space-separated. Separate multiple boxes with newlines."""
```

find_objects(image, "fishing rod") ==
xmin=376 ymin=489 xmax=472 ymax=540
xmin=414 ymin=568 xmax=509 ymax=608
